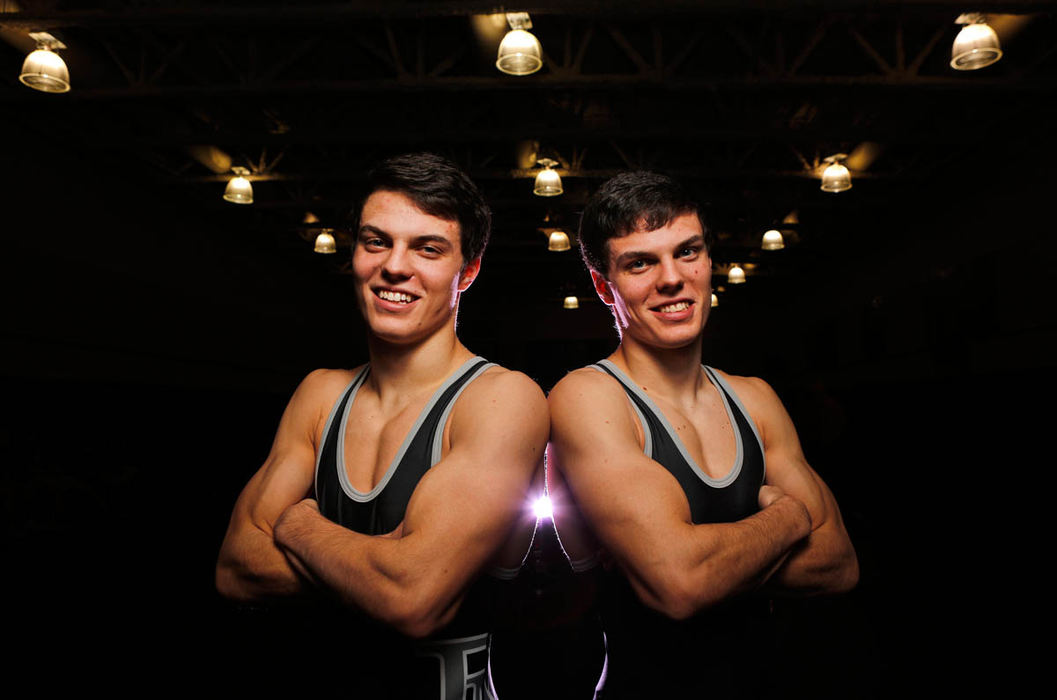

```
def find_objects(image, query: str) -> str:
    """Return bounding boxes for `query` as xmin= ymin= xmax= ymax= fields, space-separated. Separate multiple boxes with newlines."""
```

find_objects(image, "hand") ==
xmin=380 ymin=520 xmax=405 ymax=539
xmin=274 ymin=498 xmax=321 ymax=543
xmin=272 ymin=498 xmax=323 ymax=584
xmin=758 ymin=485 xmax=812 ymax=537
xmin=757 ymin=484 xmax=787 ymax=509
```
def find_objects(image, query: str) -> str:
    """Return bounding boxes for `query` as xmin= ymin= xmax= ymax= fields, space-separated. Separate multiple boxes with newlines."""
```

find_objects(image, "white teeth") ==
xmin=658 ymin=301 xmax=690 ymax=313
xmin=378 ymin=290 xmax=414 ymax=303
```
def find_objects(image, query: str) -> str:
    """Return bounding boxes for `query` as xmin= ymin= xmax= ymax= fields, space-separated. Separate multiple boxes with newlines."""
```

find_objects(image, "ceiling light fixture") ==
xmin=761 ymin=229 xmax=785 ymax=251
xmin=820 ymin=154 xmax=852 ymax=193
xmin=534 ymin=158 xmax=563 ymax=197
xmin=497 ymin=12 xmax=542 ymax=76
xmin=951 ymin=13 xmax=1003 ymax=70
xmin=728 ymin=264 xmax=746 ymax=284
xmin=19 ymin=32 xmax=70 ymax=93
xmin=548 ymin=230 xmax=571 ymax=251
xmin=563 ymin=295 xmax=579 ymax=309
xmin=314 ymin=228 xmax=337 ymax=254
xmin=711 ymin=293 xmax=719 ymax=308
xmin=223 ymin=167 xmax=253 ymax=204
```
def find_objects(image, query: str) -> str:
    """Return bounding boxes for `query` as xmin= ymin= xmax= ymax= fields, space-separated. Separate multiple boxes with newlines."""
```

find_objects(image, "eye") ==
xmin=626 ymin=258 xmax=650 ymax=272
xmin=360 ymin=236 xmax=387 ymax=251
xmin=678 ymin=246 xmax=701 ymax=259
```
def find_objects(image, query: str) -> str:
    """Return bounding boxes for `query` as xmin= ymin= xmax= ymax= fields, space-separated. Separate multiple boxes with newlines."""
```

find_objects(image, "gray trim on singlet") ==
xmin=313 ymin=365 xmax=370 ymax=499
xmin=334 ymin=356 xmax=490 ymax=502
xmin=703 ymin=365 xmax=767 ymax=482
xmin=430 ymin=360 xmax=497 ymax=465
xmin=568 ymin=551 xmax=603 ymax=573
xmin=588 ymin=364 xmax=653 ymax=458
xmin=595 ymin=359 xmax=747 ymax=487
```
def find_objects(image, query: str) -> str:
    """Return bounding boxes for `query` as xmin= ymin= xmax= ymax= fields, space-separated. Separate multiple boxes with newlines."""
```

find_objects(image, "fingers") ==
xmin=757 ymin=484 xmax=785 ymax=509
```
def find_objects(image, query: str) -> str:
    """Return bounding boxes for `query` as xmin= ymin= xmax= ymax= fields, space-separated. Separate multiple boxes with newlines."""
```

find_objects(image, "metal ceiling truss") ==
xmin=3 ymin=2 xmax=1051 ymax=280
xmin=3 ymin=11 xmax=1053 ymax=99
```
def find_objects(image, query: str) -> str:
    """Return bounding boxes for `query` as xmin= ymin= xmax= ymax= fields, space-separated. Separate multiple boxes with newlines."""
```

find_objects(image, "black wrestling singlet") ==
xmin=314 ymin=356 xmax=499 ymax=700
xmin=591 ymin=360 xmax=773 ymax=699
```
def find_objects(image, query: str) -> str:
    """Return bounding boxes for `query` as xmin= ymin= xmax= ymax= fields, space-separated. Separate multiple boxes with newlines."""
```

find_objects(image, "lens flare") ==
xmin=532 ymin=495 xmax=553 ymax=520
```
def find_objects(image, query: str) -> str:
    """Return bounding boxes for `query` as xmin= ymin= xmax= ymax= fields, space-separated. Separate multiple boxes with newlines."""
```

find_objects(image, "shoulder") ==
xmin=447 ymin=365 xmax=549 ymax=461
xmin=289 ymin=366 xmax=363 ymax=408
xmin=708 ymin=368 xmax=780 ymax=410
xmin=298 ymin=366 xmax=362 ymax=393
xmin=461 ymin=364 xmax=546 ymax=407
xmin=450 ymin=364 xmax=547 ymax=430
xmin=281 ymin=367 xmax=365 ymax=436
xmin=548 ymin=365 xmax=625 ymax=408
xmin=708 ymin=368 xmax=793 ymax=445
xmin=548 ymin=366 xmax=641 ymax=448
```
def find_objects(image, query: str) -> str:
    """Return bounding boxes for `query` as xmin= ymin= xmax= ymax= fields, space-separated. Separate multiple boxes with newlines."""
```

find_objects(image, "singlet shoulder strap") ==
xmin=336 ymin=356 xmax=493 ymax=503
xmin=313 ymin=365 xmax=370 ymax=499
xmin=590 ymin=360 xmax=655 ymax=458
xmin=428 ymin=357 xmax=495 ymax=465
xmin=702 ymin=365 xmax=766 ymax=481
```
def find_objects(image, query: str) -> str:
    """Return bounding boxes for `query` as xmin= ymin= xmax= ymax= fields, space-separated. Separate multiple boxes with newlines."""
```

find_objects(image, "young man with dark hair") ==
xmin=547 ymin=171 xmax=859 ymax=698
xmin=216 ymin=153 xmax=547 ymax=699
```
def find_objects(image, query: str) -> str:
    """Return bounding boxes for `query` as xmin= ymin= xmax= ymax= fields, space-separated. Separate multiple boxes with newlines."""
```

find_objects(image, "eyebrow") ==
xmin=358 ymin=225 xmax=455 ymax=249
xmin=613 ymin=234 xmax=705 ymax=266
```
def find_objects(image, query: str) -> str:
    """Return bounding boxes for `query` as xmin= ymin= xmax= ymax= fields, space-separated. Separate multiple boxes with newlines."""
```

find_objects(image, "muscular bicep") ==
xmin=546 ymin=445 xmax=603 ymax=570
xmin=738 ymin=375 xmax=858 ymax=593
xmin=392 ymin=372 xmax=548 ymax=597
xmin=743 ymin=376 xmax=837 ymax=531
xmin=216 ymin=370 xmax=334 ymax=599
xmin=547 ymin=372 xmax=700 ymax=602
xmin=230 ymin=438 xmax=316 ymax=536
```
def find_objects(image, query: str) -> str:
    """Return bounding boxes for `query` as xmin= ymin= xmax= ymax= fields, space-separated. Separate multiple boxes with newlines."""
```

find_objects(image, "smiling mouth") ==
xmin=655 ymin=301 xmax=692 ymax=313
xmin=375 ymin=289 xmax=418 ymax=304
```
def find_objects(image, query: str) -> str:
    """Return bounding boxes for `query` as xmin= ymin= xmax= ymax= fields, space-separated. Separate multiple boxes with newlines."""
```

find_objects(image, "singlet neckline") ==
xmin=333 ymin=356 xmax=488 ymax=501
xmin=596 ymin=359 xmax=745 ymax=487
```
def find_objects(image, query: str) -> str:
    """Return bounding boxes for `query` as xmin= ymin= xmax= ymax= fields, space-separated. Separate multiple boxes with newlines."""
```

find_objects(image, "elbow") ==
xmin=215 ymin=562 xmax=244 ymax=601
xmin=375 ymin=584 xmax=462 ymax=640
xmin=388 ymin=601 xmax=459 ymax=640
xmin=830 ymin=549 xmax=860 ymax=594
xmin=811 ymin=543 xmax=860 ymax=596
xmin=643 ymin=568 xmax=719 ymax=621
xmin=215 ymin=546 xmax=293 ymax=602
xmin=391 ymin=612 xmax=449 ymax=640
xmin=215 ymin=558 xmax=257 ymax=603
xmin=656 ymin=596 xmax=698 ymax=622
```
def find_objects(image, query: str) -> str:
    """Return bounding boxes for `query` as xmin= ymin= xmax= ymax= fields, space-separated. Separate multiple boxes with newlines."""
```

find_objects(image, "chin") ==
xmin=639 ymin=320 xmax=706 ymax=349
xmin=652 ymin=335 xmax=700 ymax=350
xmin=364 ymin=316 xmax=417 ymax=343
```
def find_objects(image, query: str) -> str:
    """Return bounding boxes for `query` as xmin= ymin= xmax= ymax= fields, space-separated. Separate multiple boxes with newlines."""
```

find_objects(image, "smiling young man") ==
xmin=546 ymin=171 xmax=859 ymax=698
xmin=216 ymin=153 xmax=547 ymax=699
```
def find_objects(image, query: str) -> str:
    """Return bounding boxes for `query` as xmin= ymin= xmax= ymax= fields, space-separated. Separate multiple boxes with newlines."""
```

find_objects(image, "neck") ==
xmin=364 ymin=319 xmax=473 ymax=399
xmin=609 ymin=334 xmax=706 ymax=402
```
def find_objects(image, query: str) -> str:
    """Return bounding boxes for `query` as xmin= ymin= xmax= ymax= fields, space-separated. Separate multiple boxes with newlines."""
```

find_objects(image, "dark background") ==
xmin=3 ymin=2 xmax=1052 ymax=696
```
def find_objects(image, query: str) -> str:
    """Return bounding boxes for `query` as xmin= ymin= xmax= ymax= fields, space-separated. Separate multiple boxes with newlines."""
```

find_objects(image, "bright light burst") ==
xmin=532 ymin=495 xmax=553 ymax=520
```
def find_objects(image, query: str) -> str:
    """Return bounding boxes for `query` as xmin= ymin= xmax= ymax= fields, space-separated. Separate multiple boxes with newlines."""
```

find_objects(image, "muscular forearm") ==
xmin=216 ymin=525 xmax=307 ymax=602
xmin=273 ymin=500 xmax=452 ymax=637
xmin=641 ymin=495 xmax=811 ymax=619
xmin=764 ymin=523 xmax=859 ymax=595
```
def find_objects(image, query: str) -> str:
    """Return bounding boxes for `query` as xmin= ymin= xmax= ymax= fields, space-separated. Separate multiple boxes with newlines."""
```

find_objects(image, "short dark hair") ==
xmin=359 ymin=152 xmax=492 ymax=263
xmin=578 ymin=171 xmax=710 ymax=275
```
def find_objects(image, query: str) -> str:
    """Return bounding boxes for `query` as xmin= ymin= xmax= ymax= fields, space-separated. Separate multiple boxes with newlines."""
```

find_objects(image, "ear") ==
xmin=590 ymin=269 xmax=615 ymax=306
xmin=457 ymin=257 xmax=482 ymax=292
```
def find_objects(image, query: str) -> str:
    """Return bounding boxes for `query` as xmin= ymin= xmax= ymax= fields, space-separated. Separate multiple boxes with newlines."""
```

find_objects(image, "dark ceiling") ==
xmin=4 ymin=1 xmax=1056 ymax=388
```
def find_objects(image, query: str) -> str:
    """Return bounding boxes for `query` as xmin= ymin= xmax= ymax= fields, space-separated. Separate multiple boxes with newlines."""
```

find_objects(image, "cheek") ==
xmin=351 ymin=252 xmax=374 ymax=281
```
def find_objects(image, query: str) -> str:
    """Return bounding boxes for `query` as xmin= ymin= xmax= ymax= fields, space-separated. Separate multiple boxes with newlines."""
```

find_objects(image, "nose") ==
xmin=656 ymin=256 xmax=683 ymax=294
xmin=381 ymin=243 xmax=412 ymax=281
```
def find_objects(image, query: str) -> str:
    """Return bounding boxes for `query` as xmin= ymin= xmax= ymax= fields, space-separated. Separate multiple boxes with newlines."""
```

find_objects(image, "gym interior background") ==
xmin=3 ymin=2 xmax=1050 ymax=696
